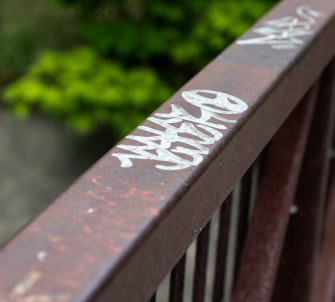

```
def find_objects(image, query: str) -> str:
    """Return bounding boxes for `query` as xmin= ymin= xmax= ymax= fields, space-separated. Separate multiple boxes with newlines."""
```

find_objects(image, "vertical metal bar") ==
xmin=148 ymin=293 xmax=156 ymax=302
xmin=192 ymin=222 xmax=211 ymax=302
xmin=232 ymin=82 xmax=319 ymax=302
xmin=272 ymin=60 xmax=335 ymax=302
xmin=212 ymin=194 xmax=232 ymax=302
xmin=224 ymin=184 xmax=242 ymax=302
xmin=249 ymin=158 xmax=262 ymax=220
xmin=312 ymin=174 xmax=335 ymax=302
xmin=234 ymin=169 xmax=252 ymax=279
xmin=169 ymin=253 xmax=186 ymax=302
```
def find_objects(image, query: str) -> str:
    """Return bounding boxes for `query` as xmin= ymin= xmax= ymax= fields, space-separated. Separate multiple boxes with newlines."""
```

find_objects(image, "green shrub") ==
xmin=52 ymin=0 xmax=277 ymax=73
xmin=0 ymin=0 xmax=77 ymax=82
xmin=4 ymin=48 xmax=172 ymax=139
xmin=3 ymin=0 xmax=278 ymax=142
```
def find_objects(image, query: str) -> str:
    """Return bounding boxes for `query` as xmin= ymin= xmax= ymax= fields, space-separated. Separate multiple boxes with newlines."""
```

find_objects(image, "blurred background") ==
xmin=0 ymin=0 xmax=278 ymax=245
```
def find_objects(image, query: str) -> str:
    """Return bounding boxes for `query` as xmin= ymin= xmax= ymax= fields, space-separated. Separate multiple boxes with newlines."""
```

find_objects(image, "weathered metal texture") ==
xmin=232 ymin=82 xmax=319 ymax=302
xmin=312 ymin=175 xmax=335 ymax=302
xmin=192 ymin=222 xmax=210 ymax=302
xmin=212 ymin=194 xmax=232 ymax=302
xmin=272 ymin=59 xmax=335 ymax=302
xmin=169 ymin=254 xmax=186 ymax=302
xmin=0 ymin=1 xmax=335 ymax=302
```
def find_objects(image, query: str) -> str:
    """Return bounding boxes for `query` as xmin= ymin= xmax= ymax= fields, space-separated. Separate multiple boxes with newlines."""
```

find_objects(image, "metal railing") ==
xmin=1 ymin=0 xmax=335 ymax=301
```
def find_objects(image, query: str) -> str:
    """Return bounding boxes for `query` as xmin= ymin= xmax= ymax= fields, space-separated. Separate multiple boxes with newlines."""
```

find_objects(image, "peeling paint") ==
xmin=10 ymin=271 xmax=42 ymax=298
xmin=1 ymin=270 xmax=70 ymax=302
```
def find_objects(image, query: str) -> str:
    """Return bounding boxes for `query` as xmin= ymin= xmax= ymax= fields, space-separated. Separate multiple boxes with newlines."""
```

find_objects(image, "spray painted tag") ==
xmin=112 ymin=90 xmax=248 ymax=170
xmin=237 ymin=5 xmax=323 ymax=49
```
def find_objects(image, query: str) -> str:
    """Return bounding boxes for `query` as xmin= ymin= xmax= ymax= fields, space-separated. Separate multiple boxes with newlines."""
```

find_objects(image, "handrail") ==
xmin=1 ymin=0 xmax=335 ymax=301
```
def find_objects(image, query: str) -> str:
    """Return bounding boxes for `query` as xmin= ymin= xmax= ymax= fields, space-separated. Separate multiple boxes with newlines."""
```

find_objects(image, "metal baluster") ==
xmin=234 ymin=169 xmax=252 ymax=280
xmin=212 ymin=194 xmax=232 ymax=302
xmin=169 ymin=253 xmax=187 ymax=302
xmin=148 ymin=292 xmax=156 ymax=302
xmin=273 ymin=59 xmax=335 ymax=302
xmin=232 ymin=81 xmax=319 ymax=302
xmin=192 ymin=221 xmax=211 ymax=302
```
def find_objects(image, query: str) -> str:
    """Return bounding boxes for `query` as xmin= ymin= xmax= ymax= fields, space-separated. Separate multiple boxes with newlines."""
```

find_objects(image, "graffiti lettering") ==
xmin=237 ymin=5 xmax=323 ymax=49
xmin=112 ymin=90 xmax=248 ymax=170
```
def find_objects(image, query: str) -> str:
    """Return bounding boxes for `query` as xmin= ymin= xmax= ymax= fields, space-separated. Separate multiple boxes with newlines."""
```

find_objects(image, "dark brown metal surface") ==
xmin=312 ymin=174 xmax=335 ymax=302
xmin=1 ymin=1 xmax=335 ymax=302
xmin=148 ymin=293 xmax=156 ymax=302
xmin=234 ymin=169 xmax=252 ymax=280
xmin=232 ymin=82 xmax=319 ymax=302
xmin=192 ymin=222 xmax=210 ymax=302
xmin=169 ymin=254 xmax=186 ymax=302
xmin=272 ymin=59 xmax=335 ymax=302
xmin=212 ymin=194 xmax=232 ymax=302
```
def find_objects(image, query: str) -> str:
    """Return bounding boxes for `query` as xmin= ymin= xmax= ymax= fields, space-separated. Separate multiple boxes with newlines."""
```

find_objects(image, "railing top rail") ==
xmin=1 ymin=0 xmax=335 ymax=301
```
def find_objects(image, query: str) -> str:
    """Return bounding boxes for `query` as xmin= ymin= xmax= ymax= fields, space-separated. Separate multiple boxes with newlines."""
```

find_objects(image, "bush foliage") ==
xmin=4 ymin=0 xmax=278 ymax=141
xmin=4 ymin=48 xmax=172 ymax=137
xmin=0 ymin=0 xmax=77 ymax=82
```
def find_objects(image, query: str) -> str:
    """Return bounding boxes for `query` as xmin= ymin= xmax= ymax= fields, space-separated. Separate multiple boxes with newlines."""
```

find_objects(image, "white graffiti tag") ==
xmin=237 ymin=5 xmax=323 ymax=49
xmin=112 ymin=90 xmax=248 ymax=170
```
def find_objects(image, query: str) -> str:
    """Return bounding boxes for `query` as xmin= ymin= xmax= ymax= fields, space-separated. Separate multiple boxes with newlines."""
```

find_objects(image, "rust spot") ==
xmin=18 ymin=294 xmax=70 ymax=302
xmin=84 ymin=254 xmax=96 ymax=263
xmin=120 ymin=232 xmax=134 ymax=240
xmin=92 ymin=175 xmax=137 ymax=198
xmin=82 ymin=190 xmax=116 ymax=206
xmin=28 ymin=225 xmax=41 ymax=233
xmin=150 ymin=208 xmax=160 ymax=217
xmin=55 ymin=244 xmax=67 ymax=253
xmin=108 ymin=246 xmax=121 ymax=253
xmin=83 ymin=226 xmax=93 ymax=235
xmin=48 ymin=235 xmax=62 ymax=243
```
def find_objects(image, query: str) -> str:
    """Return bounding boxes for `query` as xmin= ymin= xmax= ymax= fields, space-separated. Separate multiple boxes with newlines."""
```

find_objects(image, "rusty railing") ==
xmin=1 ymin=0 xmax=335 ymax=301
